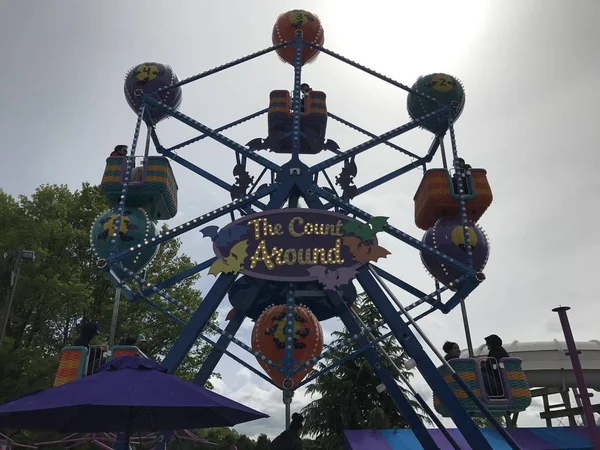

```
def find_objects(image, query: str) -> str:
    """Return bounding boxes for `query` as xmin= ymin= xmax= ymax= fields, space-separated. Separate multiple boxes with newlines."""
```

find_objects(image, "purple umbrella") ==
xmin=0 ymin=356 xmax=268 ymax=436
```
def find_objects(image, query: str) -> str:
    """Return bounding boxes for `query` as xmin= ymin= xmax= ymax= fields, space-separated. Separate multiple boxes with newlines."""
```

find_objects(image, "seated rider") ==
xmin=110 ymin=144 xmax=137 ymax=170
xmin=442 ymin=341 xmax=461 ymax=361
xmin=452 ymin=157 xmax=472 ymax=195
xmin=110 ymin=144 xmax=128 ymax=157
xmin=481 ymin=334 xmax=510 ymax=397
xmin=299 ymin=83 xmax=312 ymax=113
xmin=485 ymin=334 xmax=510 ymax=361
xmin=118 ymin=335 xmax=138 ymax=346
xmin=73 ymin=322 xmax=105 ymax=375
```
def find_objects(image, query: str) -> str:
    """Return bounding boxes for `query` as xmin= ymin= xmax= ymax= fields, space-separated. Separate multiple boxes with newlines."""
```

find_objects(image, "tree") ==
xmin=199 ymin=427 xmax=242 ymax=450
xmin=0 ymin=183 xmax=219 ymax=408
xmin=254 ymin=433 xmax=271 ymax=450
xmin=301 ymin=293 xmax=428 ymax=449
xmin=473 ymin=415 xmax=506 ymax=428
xmin=235 ymin=434 xmax=255 ymax=450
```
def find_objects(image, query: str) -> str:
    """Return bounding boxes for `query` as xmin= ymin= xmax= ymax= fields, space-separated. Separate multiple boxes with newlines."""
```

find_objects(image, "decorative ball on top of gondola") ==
xmin=406 ymin=73 xmax=465 ymax=134
xmin=90 ymin=207 xmax=160 ymax=278
xmin=420 ymin=217 xmax=489 ymax=290
xmin=123 ymin=62 xmax=183 ymax=124
xmin=272 ymin=9 xmax=324 ymax=66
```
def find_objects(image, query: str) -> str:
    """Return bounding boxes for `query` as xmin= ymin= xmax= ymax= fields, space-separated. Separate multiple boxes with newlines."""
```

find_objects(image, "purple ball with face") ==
xmin=124 ymin=62 xmax=183 ymax=124
xmin=421 ymin=217 xmax=489 ymax=290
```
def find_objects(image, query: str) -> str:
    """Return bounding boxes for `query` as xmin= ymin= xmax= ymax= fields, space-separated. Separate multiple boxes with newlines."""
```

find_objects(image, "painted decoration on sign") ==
xmin=200 ymin=209 xmax=391 ymax=288
xmin=251 ymin=304 xmax=323 ymax=389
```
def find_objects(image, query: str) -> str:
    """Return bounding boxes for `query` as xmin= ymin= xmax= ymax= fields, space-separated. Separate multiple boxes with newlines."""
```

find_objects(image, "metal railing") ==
xmin=479 ymin=357 xmax=506 ymax=399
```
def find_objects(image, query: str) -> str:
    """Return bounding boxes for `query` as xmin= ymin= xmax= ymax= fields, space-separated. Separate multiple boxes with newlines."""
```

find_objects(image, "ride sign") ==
xmin=200 ymin=209 xmax=391 ymax=289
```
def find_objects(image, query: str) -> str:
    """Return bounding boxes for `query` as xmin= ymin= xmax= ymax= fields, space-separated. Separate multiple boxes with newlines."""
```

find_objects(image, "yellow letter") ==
xmin=247 ymin=219 xmax=262 ymax=240
xmin=326 ymin=238 xmax=345 ymax=264
xmin=289 ymin=217 xmax=304 ymax=237
xmin=273 ymin=223 xmax=283 ymax=235
xmin=250 ymin=240 xmax=274 ymax=270
xmin=283 ymin=249 xmax=297 ymax=265
xmin=315 ymin=248 xmax=327 ymax=264
xmin=272 ymin=247 xmax=284 ymax=266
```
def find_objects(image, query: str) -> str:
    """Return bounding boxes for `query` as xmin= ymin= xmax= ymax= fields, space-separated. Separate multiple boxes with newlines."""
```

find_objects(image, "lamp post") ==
xmin=0 ymin=250 xmax=36 ymax=348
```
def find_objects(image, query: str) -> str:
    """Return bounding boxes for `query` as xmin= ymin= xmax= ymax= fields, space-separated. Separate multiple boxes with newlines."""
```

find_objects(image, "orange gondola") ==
xmin=414 ymin=168 xmax=493 ymax=230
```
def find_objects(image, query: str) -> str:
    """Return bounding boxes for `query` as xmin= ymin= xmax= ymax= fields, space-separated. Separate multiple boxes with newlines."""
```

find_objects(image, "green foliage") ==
xmin=472 ymin=415 xmax=506 ymax=428
xmin=301 ymin=438 xmax=322 ymax=450
xmin=367 ymin=407 xmax=391 ymax=429
xmin=300 ymin=293 xmax=429 ymax=449
xmin=189 ymin=428 xmax=271 ymax=450
xmin=254 ymin=433 xmax=271 ymax=450
xmin=0 ymin=183 xmax=218 ymax=407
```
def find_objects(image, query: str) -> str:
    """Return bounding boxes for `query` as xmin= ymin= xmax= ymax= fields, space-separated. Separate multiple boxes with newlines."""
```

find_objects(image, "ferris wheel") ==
xmin=49 ymin=9 xmax=535 ymax=450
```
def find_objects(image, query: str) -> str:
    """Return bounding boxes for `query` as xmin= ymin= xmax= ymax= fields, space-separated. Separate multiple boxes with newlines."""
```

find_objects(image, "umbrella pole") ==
xmin=109 ymin=287 xmax=122 ymax=348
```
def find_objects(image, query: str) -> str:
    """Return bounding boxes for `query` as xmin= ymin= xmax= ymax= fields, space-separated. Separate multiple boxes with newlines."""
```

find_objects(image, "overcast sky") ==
xmin=1 ymin=0 xmax=599 ymax=441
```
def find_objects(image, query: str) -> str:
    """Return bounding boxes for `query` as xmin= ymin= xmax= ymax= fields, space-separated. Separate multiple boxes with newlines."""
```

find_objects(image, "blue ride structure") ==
xmin=78 ymin=9 xmax=534 ymax=450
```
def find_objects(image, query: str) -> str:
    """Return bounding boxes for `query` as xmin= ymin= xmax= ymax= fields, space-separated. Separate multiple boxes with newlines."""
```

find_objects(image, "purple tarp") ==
xmin=344 ymin=427 xmax=599 ymax=449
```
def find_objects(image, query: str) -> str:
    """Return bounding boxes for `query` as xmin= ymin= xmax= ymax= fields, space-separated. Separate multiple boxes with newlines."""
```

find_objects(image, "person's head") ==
xmin=81 ymin=322 xmax=101 ymax=339
xmin=114 ymin=144 xmax=128 ymax=156
xmin=300 ymin=83 xmax=311 ymax=94
xmin=124 ymin=335 xmax=138 ymax=346
xmin=443 ymin=341 xmax=461 ymax=358
xmin=485 ymin=334 xmax=503 ymax=350
xmin=290 ymin=412 xmax=304 ymax=436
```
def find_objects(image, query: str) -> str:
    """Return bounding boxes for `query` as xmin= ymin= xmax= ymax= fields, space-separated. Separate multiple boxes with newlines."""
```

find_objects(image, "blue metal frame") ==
xmin=326 ymin=290 xmax=440 ymax=449
xmin=103 ymin=30 xmax=520 ymax=450
xmin=356 ymin=268 xmax=493 ymax=449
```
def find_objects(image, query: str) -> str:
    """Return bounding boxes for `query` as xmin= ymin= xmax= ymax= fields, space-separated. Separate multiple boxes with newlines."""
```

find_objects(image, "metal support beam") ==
xmin=327 ymin=112 xmax=420 ymax=159
xmin=108 ymin=184 xmax=277 ymax=264
xmin=303 ymin=41 xmax=443 ymax=103
xmin=296 ymin=330 xmax=394 ymax=387
xmin=193 ymin=310 xmax=246 ymax=384
xmin=327 ymin=291 xmax=439 ymax=450
xmin=351 ymin=132 xmax=439 ymax=198
xmin=371 ymin=265 xmax=429 ymax=301
xmin=136 ymin=295 xmax=273 ymax=385
xmin=356 ymin=268 xmax=494 ymax=450
xmin=160 ymin=273 xmax=236 ymax=373
xmin=155 ymin=41 xmax=293 ymax=92
xmin=309 ymin=106 xmax=449 ymax=174
xmin=156 ymin=147 xmax=264 ymax=212
xmin=290 ymin=31 xmax=303 ymax=162
xmin=355 ymin=157 xmax=428 ymax=196
xmin=143 ymin=96 xmax=280 ymax=172
xmin=349 ymin=308 xmax=461 ymax=450
xmin=193 ymin=280 xmax=267 ymax=386
xmin=164 ymin=109 xmax=268 ymax=153
xmin=312 ymin=184 xmax=473 ymax=275
xmin=135 ymin=257 xmax=218 ymax=300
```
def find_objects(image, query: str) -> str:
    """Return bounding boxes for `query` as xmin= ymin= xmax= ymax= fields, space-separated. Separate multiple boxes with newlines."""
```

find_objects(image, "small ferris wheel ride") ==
xmin=51 ymin=9 xmax=536 ymax=450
